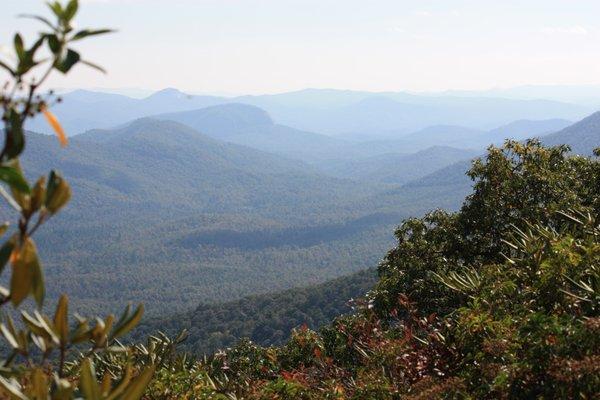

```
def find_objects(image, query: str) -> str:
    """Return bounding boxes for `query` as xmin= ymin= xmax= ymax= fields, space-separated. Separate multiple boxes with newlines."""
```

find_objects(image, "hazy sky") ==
xmin=2 ymin=0 xmax=600 ymax=95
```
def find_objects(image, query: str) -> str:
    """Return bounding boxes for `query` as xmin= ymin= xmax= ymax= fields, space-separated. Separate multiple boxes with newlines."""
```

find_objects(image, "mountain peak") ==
xmin=146 ymin=88 xmax=191 ymax=100
xmin=541 ymin=110 xmax=600 ymax=155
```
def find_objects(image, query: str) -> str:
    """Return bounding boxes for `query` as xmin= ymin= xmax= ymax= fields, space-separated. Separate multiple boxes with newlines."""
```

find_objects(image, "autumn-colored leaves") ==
xmin=41 ymin=105 xmax=68 ymax=147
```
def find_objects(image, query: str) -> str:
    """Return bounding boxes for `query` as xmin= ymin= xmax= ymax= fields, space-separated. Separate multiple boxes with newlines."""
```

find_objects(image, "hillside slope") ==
xmin=135 ymin=269 xmax=378 ymax=354
xmin=542 ymin=111 xmax=600 ymax=154
xmin=34 ymin=118 xmax=368 ymax=221
xmin=155 ymin=105 xmax=363 ymax=162
xmin=316 ymin=146 xmax=478 ymax=184
xmin=19 ymin=120 xmax=399 ymax=315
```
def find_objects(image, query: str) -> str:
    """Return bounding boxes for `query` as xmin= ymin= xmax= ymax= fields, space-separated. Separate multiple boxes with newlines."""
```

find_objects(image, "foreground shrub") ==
xmin=0 ymin=1 xmax=154 ymax=398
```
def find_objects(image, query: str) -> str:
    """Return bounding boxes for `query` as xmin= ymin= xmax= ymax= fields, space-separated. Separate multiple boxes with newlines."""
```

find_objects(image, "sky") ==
xmin=2 ymin=0 xmax=600 ymax=95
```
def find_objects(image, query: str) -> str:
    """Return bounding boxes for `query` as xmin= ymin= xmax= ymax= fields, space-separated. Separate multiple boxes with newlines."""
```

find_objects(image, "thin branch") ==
xmin=0 ymin=186 xmax=20 ymax=212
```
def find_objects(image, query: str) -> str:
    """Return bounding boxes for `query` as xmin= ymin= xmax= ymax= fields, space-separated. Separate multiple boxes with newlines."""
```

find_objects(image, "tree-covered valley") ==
xmin=16 ymin=98 xmax=600 ymax=319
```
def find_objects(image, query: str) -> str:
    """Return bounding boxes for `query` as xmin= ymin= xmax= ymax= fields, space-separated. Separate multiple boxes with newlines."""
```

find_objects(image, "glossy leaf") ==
xmin=0 ymin=236 xmax=16 ymax=276
xmin=30 ymin=177 xmax=46 ymax=212
xmin=72 ymin=28 xmax=113 ymax=41
xmin=31 ymin=368 xmax=48 ymax=400
xmin=10 ymin=243 xmax=33 ymax=307
xmin=118 ymin=365 xmax=155 ymax=400
xmin=111 ymin=304 xmax=144 ymax=339
xmin=0 ymin=166 xmax=30 ymax=194
xmin=80 ymin=59 xmax=107 ymax=74
xmin=0 ymin=60 xmax=15 ymax=76
xmin=0 ymin=324 xmax=19 ymax=349
xmin=64 ymin=0 xmax=79 ymax=22
xmin=4 ymin=110 xmax=25 ymax=160
xmin=13 ymin=34 xmax=25 ymax=62
xmin=45 ymin=170 xmax=71 ymax=214
xmin=79 ymin=358 xmax=101 ymax=400
xmin=54 ymin=48 xmax=80 ymax=73
xmin=18 ymin=14 xmax=55 ymax=29
xmin=0 ymin=376 xmax=27 ymax=400
xmin=54 ymin=294 xmax=69 ymax=344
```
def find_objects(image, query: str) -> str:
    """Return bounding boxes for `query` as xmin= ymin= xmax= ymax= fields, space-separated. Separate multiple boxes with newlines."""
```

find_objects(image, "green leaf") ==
xmin=47 ymin=34 xmax=61 ymax=53
xmin=54 ymin=49 xmax=80 ymax=73
xmin=0 ymin=60 xmax=15 ymax=77
xmin=10 ymin=238 xmax=42 ymax=307
xmin=0 ymin=376 xmax=27 ymax=400
xmin=79 ymin=358 xmax=101 ymax=400
xmin=21 ymin=311 xmax=47 ymax=337
xmin=4 ymin=110 xmax=25 ymax=160
xmin=64 ymin=0 xmax=79 ymax=22
xmin=80 ymin=59 xmax=107 ymax=74
xmin=13 ymin=34 xmax=24 ymax=61
xmin=52 ymin=377 xmax=75 ymax=400
xmin=72 ymin=28 xmax=113 ymax=41
xmin=54 ymin=294 xmax=69 ymax=344
xmin=0 ymin=166 xmax=30 ymax=194
xmin=25 ymin=35 xmax=46 ymax=62
xmin=31 ymin=245 xmax=45 ymax=308
xmin=111 ymin=304 xmax=144 ymax=339
xmin=45 ymin=170 xmax=71 ymax=214
xmin=118 ymin=365 xmax=155 ymax=400
xmin=47 ymin=1 xmax=64 ymax=19
xmin=0 ymin=236 xmax=16 ymax=276
xmin=0 ymin=324 xmax=19 ymax=349
xmin=31 ymin=368 xmax=48 ymax=400
xmin=16 ymin=33 xmax=45 ymax=75
xmin=10 ymin=247 xmax=31 ymax=307
xmin=104 ymin=365 xmax=132 ymax=400
xmin=18 ymin=14 xmax=55 ymax=29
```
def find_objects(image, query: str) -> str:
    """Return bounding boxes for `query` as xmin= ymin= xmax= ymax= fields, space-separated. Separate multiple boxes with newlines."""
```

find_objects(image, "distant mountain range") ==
xmin=28 ymin=88 xmax=591 ymax=140
xmin=403 ymin=111 xmax=600 ymax=192
xmin=436 ymin=84 xmax=600 ymax=107
xmin=487 ymin=119 xmax=572 ymax=143
xmin=155 ymin=104 xmax=362 ymax=162
xmin=17 ymin=89 xmax=600 ymax=318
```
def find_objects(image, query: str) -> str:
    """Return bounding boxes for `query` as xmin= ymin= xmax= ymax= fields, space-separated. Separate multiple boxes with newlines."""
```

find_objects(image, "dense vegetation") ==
xmin=135 ymin=269 xmax=378 ymax=355
xmin=133 ymin=140 xmax=599 ymax=399
xmin=17 ymin=121 xmax=474 ymax=316
xmin=0 ymin=1 xmax=155 ymax=398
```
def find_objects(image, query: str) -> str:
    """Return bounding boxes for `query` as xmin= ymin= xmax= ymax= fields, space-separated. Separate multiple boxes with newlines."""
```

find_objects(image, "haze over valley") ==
xmin=15 ymin=86 xmax=600 ymax=322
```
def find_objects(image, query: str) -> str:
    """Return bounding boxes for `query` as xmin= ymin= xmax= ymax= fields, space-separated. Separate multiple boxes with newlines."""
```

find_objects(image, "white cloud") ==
xmin=540 ymin=25 xmax=589 ymax=35
xmin=388 ymin=26 xmax=405 ymax=34
xmin=414 ymin=10 xmax=432 ymax=17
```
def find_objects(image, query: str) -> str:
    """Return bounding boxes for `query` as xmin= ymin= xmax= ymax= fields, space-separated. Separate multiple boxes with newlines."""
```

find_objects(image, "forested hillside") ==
xmin=543 ymin=111 xmax=600 ymax=154
xmin=19 ymin=117 xmax=472 ymax=316
xmin=16 ymin=110 xmax=600 ymax=317
xmin=134 ymin=140 xmax=600 ymax=399
xmin=135 ymin=269 xmax=378 ymax=354
xmin=315 ymin=146 xmax=478 ymax=184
